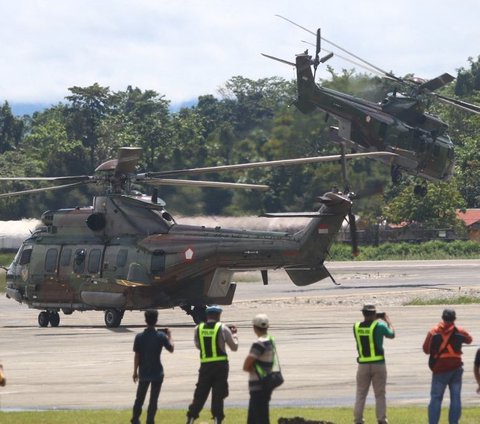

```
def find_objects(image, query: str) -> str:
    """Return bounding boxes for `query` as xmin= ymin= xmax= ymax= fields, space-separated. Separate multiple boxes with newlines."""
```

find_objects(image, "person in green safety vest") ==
xmin=353 ymin=304 xmax=395 ymax=424
xmin=186 ymin=305 xmax=238 ymax=424
xmin=243 ymin=313 xmax=276 ymax=424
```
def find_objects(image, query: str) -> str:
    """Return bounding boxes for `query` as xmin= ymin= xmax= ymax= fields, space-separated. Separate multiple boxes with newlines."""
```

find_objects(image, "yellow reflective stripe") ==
xmin=354 ymin=321 xmax=384 ymax=362
xmin=199 ymin=322 xmax=228 ymax=363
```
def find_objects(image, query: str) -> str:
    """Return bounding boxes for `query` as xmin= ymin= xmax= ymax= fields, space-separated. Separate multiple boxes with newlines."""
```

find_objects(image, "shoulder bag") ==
xmin=257 ymin=336 xmax=284 ymax=391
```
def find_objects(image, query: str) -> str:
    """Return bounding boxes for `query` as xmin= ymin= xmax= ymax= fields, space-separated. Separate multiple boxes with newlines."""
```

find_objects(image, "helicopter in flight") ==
xmin=263 ymin=16 xmax=480 ymax=196
xmin=3 ymin=147 xmax=394 ymax=328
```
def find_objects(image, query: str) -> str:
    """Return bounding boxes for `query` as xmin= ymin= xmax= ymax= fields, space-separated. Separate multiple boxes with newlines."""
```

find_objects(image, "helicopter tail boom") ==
xmin=295 ymin=53 xmax=319 ymax=113
xmin=283 ymin=192 xmax=351 ymax=286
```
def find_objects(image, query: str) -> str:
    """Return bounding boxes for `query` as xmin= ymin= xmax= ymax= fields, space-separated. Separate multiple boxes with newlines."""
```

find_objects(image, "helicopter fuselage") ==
xmin=295 ymin=53 xmax=455 ymax=183
xmin=6 ymin=192 xmax=351 ymax=327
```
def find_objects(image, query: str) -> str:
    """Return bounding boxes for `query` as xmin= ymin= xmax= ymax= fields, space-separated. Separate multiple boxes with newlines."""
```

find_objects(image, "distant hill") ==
xmin=10 ymin=102 xmax=50 ymax=116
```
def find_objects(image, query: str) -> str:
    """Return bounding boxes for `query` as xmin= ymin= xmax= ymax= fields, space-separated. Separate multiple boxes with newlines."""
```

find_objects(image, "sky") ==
xmin=2 ymin=0 xmax=480 ymax=113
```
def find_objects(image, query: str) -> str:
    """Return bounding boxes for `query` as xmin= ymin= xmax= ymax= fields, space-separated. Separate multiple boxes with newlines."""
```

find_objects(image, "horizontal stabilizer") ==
xmin=261 ymin=212 xmax=322 ymax=218
xmin=286 ymin=267 xmax=331 ymax=286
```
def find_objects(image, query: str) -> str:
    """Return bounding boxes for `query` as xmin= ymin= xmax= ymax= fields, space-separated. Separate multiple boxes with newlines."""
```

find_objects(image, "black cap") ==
xmin=442 ymin=308 xmax=456 ymax=322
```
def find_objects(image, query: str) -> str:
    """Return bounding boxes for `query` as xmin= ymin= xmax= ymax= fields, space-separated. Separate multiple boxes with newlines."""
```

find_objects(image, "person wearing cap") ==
xmin=243 ymin=313 xmax=276 ymax=424
xmin=186 ymin=305 xmax=238 ymax=424
xmin=423 ymin=308 xmax=472 ymax=424
xmin=353 ymin=304 xmax=395 ymax=424
xmin=131 ymin=309 xmax=174 ymax=424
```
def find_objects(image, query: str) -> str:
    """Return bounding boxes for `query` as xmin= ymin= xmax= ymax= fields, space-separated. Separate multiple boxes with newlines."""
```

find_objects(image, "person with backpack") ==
xmin=423 ymin=309 xmax=472 ymax=424
xmin=243 ymin=313 xmax=282 ymax=424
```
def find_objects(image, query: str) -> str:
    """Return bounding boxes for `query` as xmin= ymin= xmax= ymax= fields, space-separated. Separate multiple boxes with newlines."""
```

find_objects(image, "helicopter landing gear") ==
xmin=38 ymin=311 xmax=49 ymax=327
xmin=104 ymin=308 xmax=124 ymax=328
xmin=414 ymin=184 xmax=428 ymax=197
xmin=181 ymin=305 xmax=207 ymax=324
xmin=391 ymin=165 xmax=403 ymax=184
xmin=38 ymin=310 xmax=60 ymax=327
xmin=192 ymin=306 xmax=207 ymax=324
xmin=49 ymin=311 xmax=60 ymax=327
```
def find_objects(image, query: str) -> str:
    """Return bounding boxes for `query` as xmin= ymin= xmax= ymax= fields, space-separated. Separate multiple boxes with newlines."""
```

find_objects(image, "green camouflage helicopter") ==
xmin=3 ymin=147 xmax=394 ymax=327
xmin=264 ymin=16 xmax=480 ymax=196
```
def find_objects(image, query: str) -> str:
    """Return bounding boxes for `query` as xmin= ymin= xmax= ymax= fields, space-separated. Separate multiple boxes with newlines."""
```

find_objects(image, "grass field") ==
xmin=1 ymin=407 xmax=480 ymax=424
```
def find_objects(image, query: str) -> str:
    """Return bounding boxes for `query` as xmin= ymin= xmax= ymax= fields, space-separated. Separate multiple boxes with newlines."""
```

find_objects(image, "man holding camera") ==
xmin=186 ymin=305 xmax=238 ymax=424
xmin=423 ymin=308 xmax=472 ymax=424
xmin=353 ymin=304 xmax=395 ymax=424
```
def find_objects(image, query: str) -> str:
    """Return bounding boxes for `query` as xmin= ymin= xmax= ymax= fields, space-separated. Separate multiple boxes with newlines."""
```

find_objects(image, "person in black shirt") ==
xmin=131 ymin=309 xmax=174 ymax=424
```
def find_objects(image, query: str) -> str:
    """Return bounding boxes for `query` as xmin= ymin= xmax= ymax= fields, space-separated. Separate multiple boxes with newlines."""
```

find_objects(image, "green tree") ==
xmin=382 ymin=181 xmax=466 ymax=229
xmin=65 ymin=83 xmax=113 ymax=169
xmin=0 ymin=101 xmax=24 ymax=153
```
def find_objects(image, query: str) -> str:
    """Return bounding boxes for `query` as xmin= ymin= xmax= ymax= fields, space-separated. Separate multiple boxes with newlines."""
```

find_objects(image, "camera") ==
xmin=228 ymin=324 xmax=237 ymax=334
xmin=376 ymin=312 xmax=386 ymax=319
xmin=159 ymin=328 xmax=169 ymax=334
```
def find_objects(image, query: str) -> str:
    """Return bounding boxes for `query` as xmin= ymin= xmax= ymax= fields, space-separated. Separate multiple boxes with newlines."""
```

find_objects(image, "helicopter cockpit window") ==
xmin=73 ymin=249 xmax=86 ymax=274
xmin=116 ymin=249 xmax=128 ymax=268
xmin=19 ymin=248 xmax=32 ymax=266
xmin=45 ymin=248 xmax=58 ymax=273
xmin=151 ymin=250 xmax=165 ymax=274
xmin=88 ymin=249 xmax=101 ymax=274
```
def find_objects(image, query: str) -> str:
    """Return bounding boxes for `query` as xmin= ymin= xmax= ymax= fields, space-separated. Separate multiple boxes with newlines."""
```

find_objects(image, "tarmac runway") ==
xmin=1 ymin=259 xmax=480 ymax=411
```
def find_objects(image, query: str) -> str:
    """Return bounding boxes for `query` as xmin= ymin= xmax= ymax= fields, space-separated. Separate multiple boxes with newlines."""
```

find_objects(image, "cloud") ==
xmin=1 ymin=0 xmax=479 ymax=105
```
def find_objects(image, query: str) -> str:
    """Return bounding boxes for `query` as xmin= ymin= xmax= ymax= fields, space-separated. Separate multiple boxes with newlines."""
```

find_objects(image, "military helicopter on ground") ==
xmin=263 ymin=16 xmax=480 ymax=196
xmin=3 ymin=147 xmax=394 ymax=328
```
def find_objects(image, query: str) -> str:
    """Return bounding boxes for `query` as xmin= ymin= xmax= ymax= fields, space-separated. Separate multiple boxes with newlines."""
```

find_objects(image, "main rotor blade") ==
xmin=276 ymin=14 xmax=403 ymax=83
xmin=435 ymin=94 xmax=480 ymax=114
xmin=261 ymin=53 xmax=296 ymax=67
xmin=0 ymin=175 xmax=91 ymax=182
xmin=115 ymin=147 xmax=143 ymax=176
xmin=142 ymin=178 xmax=269 ymax=191
xmin=0 ymin=180 xmax=94 ymax=199
xmin=144 ymin=152 xmax=398 ymax=178
xmin=419 ymin=73 xmax=455 ymax=92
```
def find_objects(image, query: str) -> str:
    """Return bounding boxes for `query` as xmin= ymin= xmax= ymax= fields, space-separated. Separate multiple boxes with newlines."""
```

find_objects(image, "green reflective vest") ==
xmin=198 ymin=322 xmax=228 ymax=363
xmin=254 ymin=335 xmax=275 ymax=378
xmin=354 ymin=320 xmax=385 ymax=363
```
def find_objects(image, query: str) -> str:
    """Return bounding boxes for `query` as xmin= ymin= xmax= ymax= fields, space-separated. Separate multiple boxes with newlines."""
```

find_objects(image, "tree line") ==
xmin=1 ymin=58 xmax=480 ymax=232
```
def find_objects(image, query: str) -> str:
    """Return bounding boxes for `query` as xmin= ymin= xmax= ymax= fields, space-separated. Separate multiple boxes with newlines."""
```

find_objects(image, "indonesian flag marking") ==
xmin=317 ymin=224 xmax=329 ymax=234
xmin=184 ymin=248 xmax=194 ymax=261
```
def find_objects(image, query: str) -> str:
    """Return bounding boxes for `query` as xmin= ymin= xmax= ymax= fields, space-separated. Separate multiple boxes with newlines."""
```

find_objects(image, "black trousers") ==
xmin=187 ymin=361 xmax=229 ymax=421
xmin=247 ymin=389 xmax=272 ymax=424
xmin=131 ymin=379 xmax=163 ymax=424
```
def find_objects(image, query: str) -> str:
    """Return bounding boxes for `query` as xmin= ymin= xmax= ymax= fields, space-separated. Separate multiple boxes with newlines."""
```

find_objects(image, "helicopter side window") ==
xmin=60 ymin=248 xmax=72 ymax=267
xmin=73 ymin=249 xmax=86 ymax=274
xmin=116 ymin=249 xmax=128 ymax=268
xmin=88 ymin=249 xmax=102 ymax=274
xmin=44 ymin=248 xmax=58 ymax=273
xmin=151 ymin=250 xmax=165 ymax=275
xmin=19 ymin=248 xmax=32 ymax=266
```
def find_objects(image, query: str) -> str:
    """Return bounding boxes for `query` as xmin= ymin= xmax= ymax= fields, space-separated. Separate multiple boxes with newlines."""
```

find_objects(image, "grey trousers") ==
xmin=353 ymin=362 xmax=388 ymax=424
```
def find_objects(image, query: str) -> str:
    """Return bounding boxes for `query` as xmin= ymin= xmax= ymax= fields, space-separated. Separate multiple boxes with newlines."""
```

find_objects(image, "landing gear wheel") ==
xmin=38 ymin=311 xmax=50 ymax=327
xmin=104 ymin=309 xmax=123 ymax=328
xmin=49 ymin=311 xmax=60 ymax=327
xmin=414 ymin=184 xmax=427 ymax=197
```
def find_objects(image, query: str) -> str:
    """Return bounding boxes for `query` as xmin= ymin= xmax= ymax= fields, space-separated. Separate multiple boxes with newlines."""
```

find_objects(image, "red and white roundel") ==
xmin=317 ymin=224 xmax=329 ymax=234
xmin=184 ymin=247 xmax=194 ymax=261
